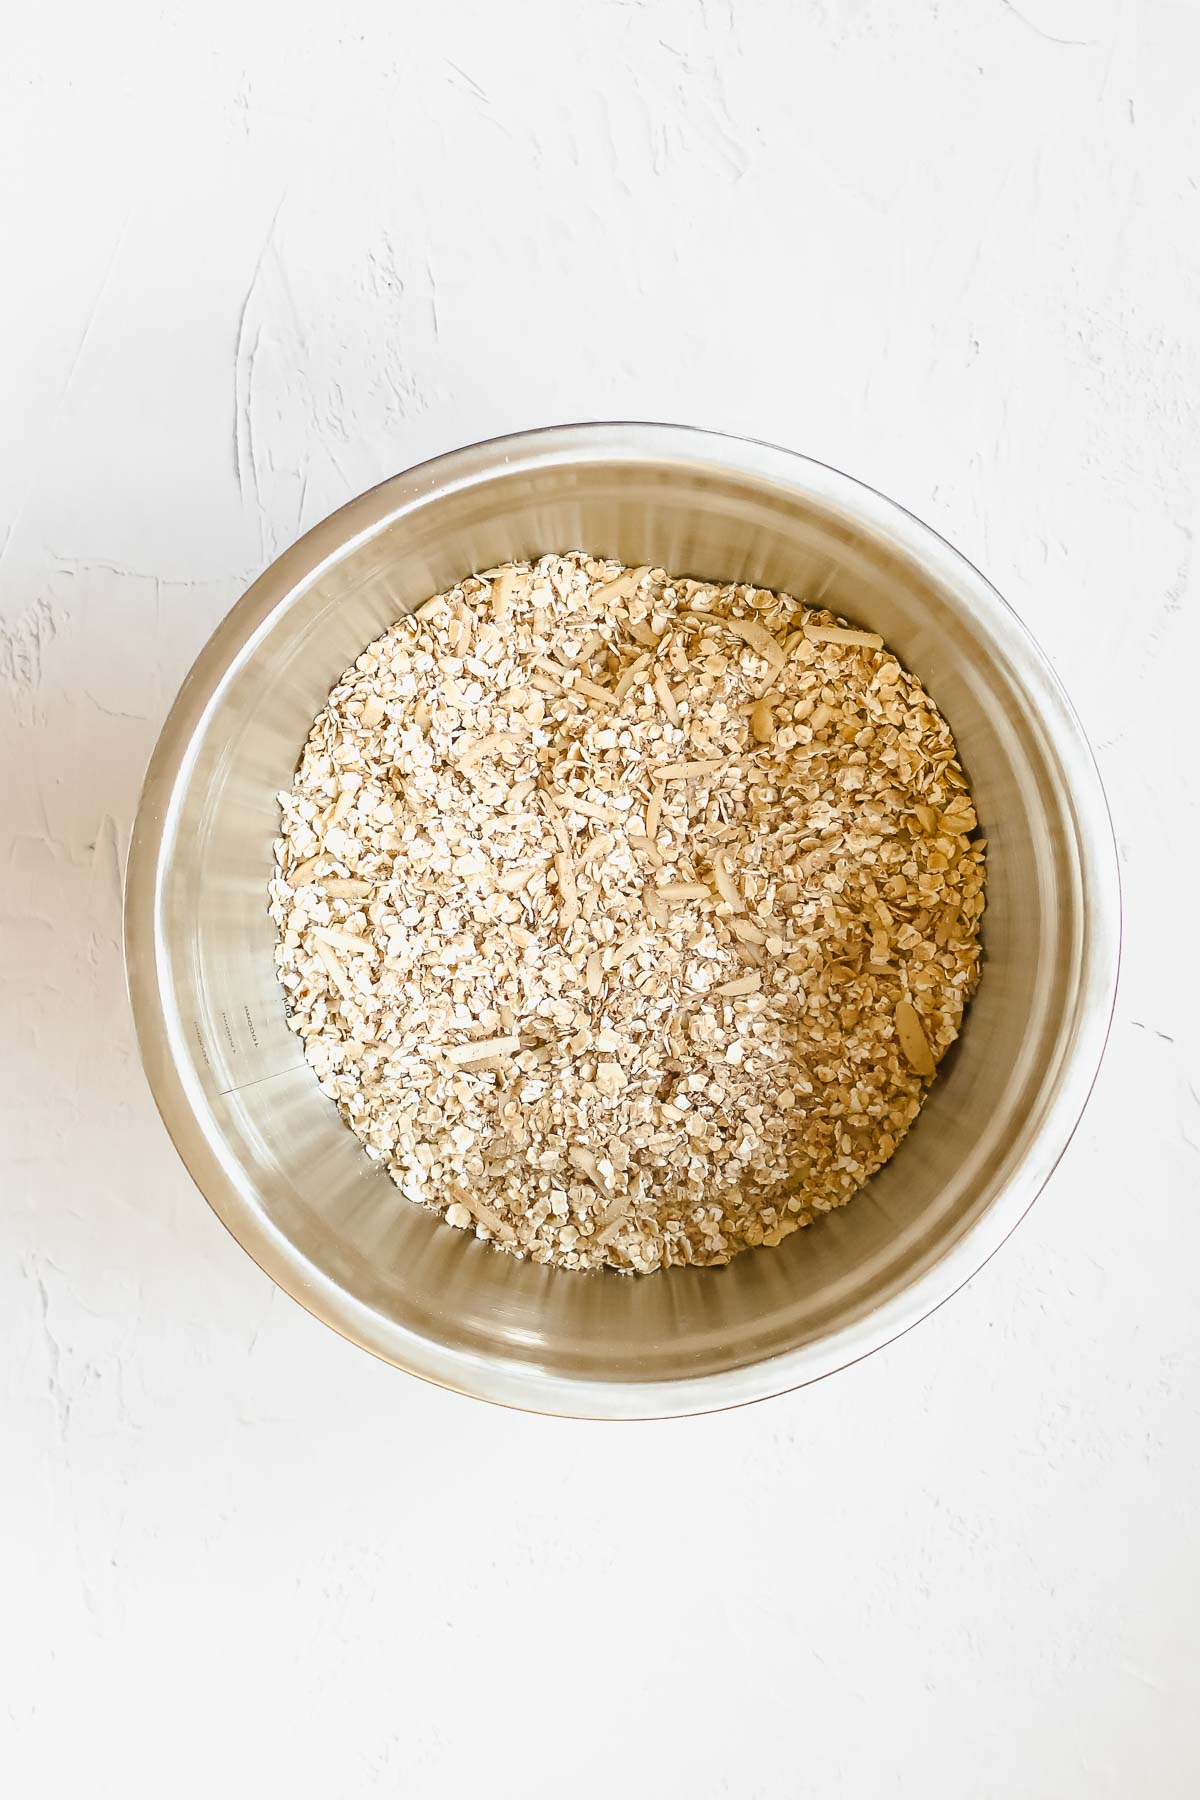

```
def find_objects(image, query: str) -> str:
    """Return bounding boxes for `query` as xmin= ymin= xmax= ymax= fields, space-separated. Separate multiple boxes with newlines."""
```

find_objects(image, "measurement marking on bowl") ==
xmin=190 ymin=1006 xmax=304 ymax=1096
xmin=219 ymin=1066 xmax=306 ymax=1098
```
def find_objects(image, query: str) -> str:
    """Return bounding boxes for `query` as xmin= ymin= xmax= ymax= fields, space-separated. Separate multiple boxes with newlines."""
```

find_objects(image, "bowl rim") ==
xmin=124 ymin=422 xmax=1121 ymax=1419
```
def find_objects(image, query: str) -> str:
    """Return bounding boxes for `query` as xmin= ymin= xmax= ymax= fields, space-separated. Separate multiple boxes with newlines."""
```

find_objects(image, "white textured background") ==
xmin=4 ymin=3 xmax=1199 ymax=1795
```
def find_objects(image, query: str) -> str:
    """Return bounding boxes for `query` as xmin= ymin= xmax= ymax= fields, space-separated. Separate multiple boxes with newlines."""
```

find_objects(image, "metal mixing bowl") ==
xmin=125 ymin=424 xmax=1119 ymax=1417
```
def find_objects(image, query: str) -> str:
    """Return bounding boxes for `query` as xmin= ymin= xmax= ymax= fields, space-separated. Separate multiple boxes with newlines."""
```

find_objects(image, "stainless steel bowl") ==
xmin=125 ymin=424 xmax=1119 ymax=1418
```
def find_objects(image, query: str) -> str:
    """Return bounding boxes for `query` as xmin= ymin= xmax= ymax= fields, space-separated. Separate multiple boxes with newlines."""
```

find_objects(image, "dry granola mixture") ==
xmin=269 ymin=555 xmax=985 ymax=1273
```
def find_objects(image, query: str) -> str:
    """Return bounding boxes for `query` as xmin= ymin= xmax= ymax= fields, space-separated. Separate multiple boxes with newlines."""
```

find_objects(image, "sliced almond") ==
xmin=322 ymin=789 xmax=354 ymax=831
xmin=653 ymin=669 xmax=681 ymax=726
xmin=561 ymin=796 xmax=618 ymax=825
xmin=595 ymin=1200 xmax=633 ymax=1245
xmin=449 ymin=1183 xmax=517 ymax=1242
xmin=567 ymin=631 xmax=608 ymax=666
xmin=714 ymin=973 xmax=761 ymax=997
xmin=730 ymin=916 xmax=766 ymax=945
xmin=444 ymin=1035 xmax=522 ymax=1065
xmin=894 ymin=1000 xmax=936 ymax=1076
xmin=314 ymin=926 xmax=374 ymax=957
xmin=457 ymin=731 xmax=518 ymax=770
xmin=575 ymin=676 xmax=617 ymax=706
xmin=313 ymin=939 xmax=353 ymax=996
xmin=656 ymin=881 xmax=710 ymax=902
xmin=496 ymin=861 xmax=548 ymax=893
xmin=554 ymin=851 xmax=579 ymax=927
xmin=580 ymin=831 xmax=615 ymax=868
xmin=726 ymin=617 xmax=787 ymax=672
xmin=655 ymin=758 xmax=725 ymax=781
xmin=321 ymin=878 xmax=372 ymax=898
xmin=627 ymin=834 xmax=664 ymax=868
xmin=490 ymin=568 xmax=520 ymax=615
xmin=751 ymin=694 xmax=776 ymax=743
xmin=804 ymin=622 xmax=884 ymax=650
xmin=592 ymin=566 xmax=650 ymax=604
xmin=711 ymin=849 xmax=743 ymax=911
xmin=569 ymin=1145 xmax=609 ymax=1189
xmin=643 ymin=882 xmax=668 ymax=926
xmin=538 ymin=790 xmax=573 ymax=855
xmin=613 ymin=652 xmax=652 ymax=703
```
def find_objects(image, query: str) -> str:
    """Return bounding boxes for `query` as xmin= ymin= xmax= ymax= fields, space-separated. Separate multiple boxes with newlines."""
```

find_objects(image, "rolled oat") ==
xmin=269 ymin=555 xmax=985 ymax=1273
